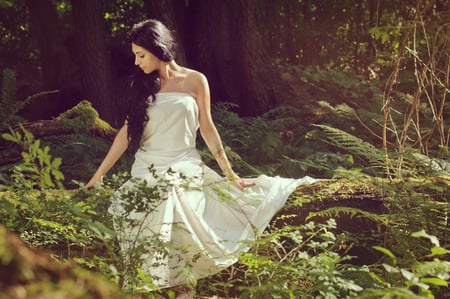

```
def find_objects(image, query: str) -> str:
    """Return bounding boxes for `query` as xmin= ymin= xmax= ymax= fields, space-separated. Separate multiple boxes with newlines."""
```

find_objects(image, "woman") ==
xmin=86 ymin=19 xmax=317 ymax=291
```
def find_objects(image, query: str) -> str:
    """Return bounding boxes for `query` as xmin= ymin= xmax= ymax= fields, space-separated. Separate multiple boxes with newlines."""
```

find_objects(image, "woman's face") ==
xmin=132 ymin=43 xmax=158 ymax=74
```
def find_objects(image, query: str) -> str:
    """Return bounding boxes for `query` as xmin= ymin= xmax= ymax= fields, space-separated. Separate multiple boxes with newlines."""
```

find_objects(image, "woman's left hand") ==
xmin=227 ymin=171 xmax=256 ymax=191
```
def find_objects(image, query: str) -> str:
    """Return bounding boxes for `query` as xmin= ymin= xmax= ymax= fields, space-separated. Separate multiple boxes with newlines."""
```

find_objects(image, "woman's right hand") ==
xmin=85 ymin=174 xmax=104 ymax=189
xmin=84 ymin=122 xmax=129 ymax=190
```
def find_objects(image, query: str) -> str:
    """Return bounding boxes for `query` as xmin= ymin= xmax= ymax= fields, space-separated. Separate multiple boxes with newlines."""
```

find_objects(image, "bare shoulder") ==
xmin=182 ymin=68 xmax=209 ymax=98
xmin=183 ymin=68 xmax=207 ymax=81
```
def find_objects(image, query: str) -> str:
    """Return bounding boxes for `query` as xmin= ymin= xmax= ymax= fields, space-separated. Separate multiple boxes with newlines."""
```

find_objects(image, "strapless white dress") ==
xmin=110 ymin=92 xmax=318 ymax=288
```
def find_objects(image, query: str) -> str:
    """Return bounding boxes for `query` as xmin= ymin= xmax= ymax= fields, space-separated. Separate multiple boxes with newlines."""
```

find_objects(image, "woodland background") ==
xmin=0 ymin=0 xmax=449 ymax=298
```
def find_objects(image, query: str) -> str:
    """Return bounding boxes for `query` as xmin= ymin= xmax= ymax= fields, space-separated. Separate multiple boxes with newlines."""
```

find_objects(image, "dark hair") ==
xmin=125 ymin=19 xmax=177 ymax=152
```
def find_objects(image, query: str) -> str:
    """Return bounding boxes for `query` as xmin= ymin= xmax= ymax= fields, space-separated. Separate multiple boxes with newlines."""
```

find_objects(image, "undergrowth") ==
xmin=0 ymin=126 xmax=448 ymax=298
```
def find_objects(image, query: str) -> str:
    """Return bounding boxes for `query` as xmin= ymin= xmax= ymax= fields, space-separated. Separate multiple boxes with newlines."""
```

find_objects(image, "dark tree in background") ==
xmin=24 ymin=0 xmax=67 ymax=118
xmin=71 ymin=0 xmax=118 ymax=125
xmin=142 ymin=0 xmax=187 ymax=66
xmin=177 ymin=0 xmax=293 ymax=115
xmin=25 ymin=0 xmax=64 ymax=91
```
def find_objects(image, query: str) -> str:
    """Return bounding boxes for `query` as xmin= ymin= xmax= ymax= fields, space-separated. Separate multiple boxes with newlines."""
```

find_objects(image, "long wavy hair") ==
xmin=125 ymin=19 xmax=177 ymax=152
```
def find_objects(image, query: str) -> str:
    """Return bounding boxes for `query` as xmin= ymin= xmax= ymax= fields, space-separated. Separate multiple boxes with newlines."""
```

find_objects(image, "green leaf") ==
xmin=368 ymin=272 xmax=388 ymax=286
xmin=373 ymin=246 xmax=397 ymax=265
xmin=52 ymin=157 xmax=62 ymax=168
xmin=400 ymin=269 xmax=416 ymax=282
xmin=22 ymin=127 xmax=34 ymax=142
xmin=346 ymin=154 xmax=354 ymax=165
xmin=2 ymin=132 xmax=16 ymax=142
xmin=429 ymin=246 xmax=450 ymax=256
xmin=383 ymin=263 xmax=400 ymax=273
xmin=52 ymin=170 xmax=64 ymax=181
xmin=411 ymin=230 xmax=440 ymax=247
xmin=42 ymin=172 xmax=54 ymax=188
xmin=87 ymin=221 xmax=115 ymax=239
xmin=420 ymin=277 xmax=448 ymax=287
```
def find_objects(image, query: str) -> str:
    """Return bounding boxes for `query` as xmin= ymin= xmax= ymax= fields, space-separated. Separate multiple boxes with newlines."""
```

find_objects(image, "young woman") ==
xmin=86 ymin=19 xmax=318 ymax=292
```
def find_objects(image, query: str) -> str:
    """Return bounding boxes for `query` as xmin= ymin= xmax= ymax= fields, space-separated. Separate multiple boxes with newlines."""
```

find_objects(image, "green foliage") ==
xmin=209 ymin=102 xmax=333 ymax=178
xmin=306 ymin=206 xmax=385 ymax=224
xmin=360 ymin=231 xmax=450 ymax=299
xmin=308 ymin=124 xmax=385 ymax=176
xmin=377 ymin=177 xmax=450 ymax=266
xmin=207 ymin=102 xmax=287 ymax=175
xmin=216 ymin=219 xmax=366 ymax=299
xmin=211 ymin=103 xmax=280 ymax=160
xmin=1 ymin=125 xmax=64 ymax=190
xmin=290 ymin=65 xmax=383 ymax=110
xmin=41 ymin=133 xmax=132 ymax=186
xmin=0 ymin=137 xmax=449 ymax=298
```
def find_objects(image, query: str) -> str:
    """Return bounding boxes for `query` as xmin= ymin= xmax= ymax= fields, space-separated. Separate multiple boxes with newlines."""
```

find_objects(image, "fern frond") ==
xmin=306 ymin=206 xmax=386 ymax=224
xmin=312 ymin=124 xmax=384 ymax=166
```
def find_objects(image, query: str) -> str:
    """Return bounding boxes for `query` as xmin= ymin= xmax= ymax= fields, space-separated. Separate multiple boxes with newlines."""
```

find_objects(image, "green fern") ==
xmin=312 ymin=124 xmax=384 ymax=168
xmin=306 ymin=206 xmax=386 ymax=224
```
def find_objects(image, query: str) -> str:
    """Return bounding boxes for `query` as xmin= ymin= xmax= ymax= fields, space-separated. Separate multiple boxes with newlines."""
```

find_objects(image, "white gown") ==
xmin=110 ymin=92 xmax=318 ymax=288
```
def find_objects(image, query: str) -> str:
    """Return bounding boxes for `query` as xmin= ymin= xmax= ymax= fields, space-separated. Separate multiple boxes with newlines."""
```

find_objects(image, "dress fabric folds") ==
xmin=109 ymin=92 xmax=318 ymax=288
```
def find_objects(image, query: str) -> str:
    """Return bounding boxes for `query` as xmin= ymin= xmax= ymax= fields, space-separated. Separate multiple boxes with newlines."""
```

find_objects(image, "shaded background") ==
xmin=2 ymin=0 xmax=448 ymax=127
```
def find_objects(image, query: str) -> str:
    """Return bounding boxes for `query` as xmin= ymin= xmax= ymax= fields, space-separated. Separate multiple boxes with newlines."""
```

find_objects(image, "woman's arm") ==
xmin=86 ymin=122 xmax=130 ymax=188
xmin=192 ymin=72 xmax=254 ymax=191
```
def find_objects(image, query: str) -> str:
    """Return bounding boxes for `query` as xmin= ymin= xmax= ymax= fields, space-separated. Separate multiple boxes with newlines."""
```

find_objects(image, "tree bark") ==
xmin=25 ymin=0 xmax=64 ymax=90
xmin=24 ymin=0 xmax=68 ymax=118
xmin=142 ymin=0 xmax=187 ymax=65
xmin=71 ymin=0 xmax=118 ymax=125
xmin=182 ymin=0 xmax=293 ymax=115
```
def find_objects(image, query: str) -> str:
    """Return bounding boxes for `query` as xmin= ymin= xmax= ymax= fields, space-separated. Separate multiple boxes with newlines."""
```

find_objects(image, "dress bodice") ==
xmin=131 ymin=92 xmax=202 ymax=177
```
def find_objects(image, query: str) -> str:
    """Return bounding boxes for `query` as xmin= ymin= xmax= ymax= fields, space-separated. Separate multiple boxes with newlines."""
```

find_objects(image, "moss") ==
xmin=0 ymin=224 xmax=129 ymax=299
xmin=59 ymin=100 xmax=114 ymax=134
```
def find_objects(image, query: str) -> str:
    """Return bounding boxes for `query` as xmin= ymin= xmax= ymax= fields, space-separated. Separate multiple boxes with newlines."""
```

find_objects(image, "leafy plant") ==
xmin=1 ymin=125 xmax=64 ymax=190
xmin=360 ymin=230 xmax=450 ymax=299
xmin=195 ymin=218 xmax=368 ymax=299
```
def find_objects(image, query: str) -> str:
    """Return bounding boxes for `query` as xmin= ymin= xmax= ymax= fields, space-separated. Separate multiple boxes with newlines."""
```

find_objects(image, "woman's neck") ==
xmin=159 ymin=60 xmax=180 ymax=80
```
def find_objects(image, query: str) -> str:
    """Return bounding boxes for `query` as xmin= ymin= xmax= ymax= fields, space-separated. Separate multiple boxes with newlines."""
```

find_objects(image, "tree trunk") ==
xmin=182 ymin=0 xmax=293 ymax=115
xmin=71 ymin=0 xmax=118 ymax=125
xmin=25 ymin=0 xmax=63 ymax=90
xmin=142 ymin=0 xmax=187 ymax=65
xmin=24 ymin=0 xmax=67 ymax=118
